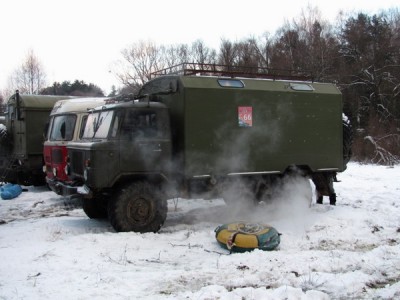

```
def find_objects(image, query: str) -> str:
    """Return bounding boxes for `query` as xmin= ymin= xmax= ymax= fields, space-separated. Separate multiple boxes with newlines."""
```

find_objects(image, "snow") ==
xmin=0 ymin=163 xmax=399 ymax=299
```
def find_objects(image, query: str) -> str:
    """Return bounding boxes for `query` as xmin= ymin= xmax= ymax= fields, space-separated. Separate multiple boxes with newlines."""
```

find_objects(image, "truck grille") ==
xmin=51 ymin=148 xmax=63 ymax=164
xmin=71 ymin=151 xmax=84 ymax=175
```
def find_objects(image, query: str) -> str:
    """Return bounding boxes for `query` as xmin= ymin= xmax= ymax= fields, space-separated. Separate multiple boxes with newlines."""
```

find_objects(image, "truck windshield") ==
xmin=50 ymin=115 xmax=76 ymax=141
xmin=83 ymin=110 xmax=114 ymax=139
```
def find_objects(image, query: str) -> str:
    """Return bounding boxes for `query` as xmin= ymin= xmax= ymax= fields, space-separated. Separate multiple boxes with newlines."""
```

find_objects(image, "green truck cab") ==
xmin=64 ymin=64 xmax=351 ymax=233
xmin=0 ymin=91 xmax=76 ymax=185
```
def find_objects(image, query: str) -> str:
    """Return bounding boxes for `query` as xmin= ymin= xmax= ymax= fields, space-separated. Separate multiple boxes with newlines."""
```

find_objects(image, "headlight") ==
xmin=52 ymin=167 xmax=57 ymax=177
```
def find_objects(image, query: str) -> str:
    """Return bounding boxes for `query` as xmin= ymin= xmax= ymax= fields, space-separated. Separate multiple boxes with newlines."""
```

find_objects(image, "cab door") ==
xmin=119 ymin=108 xmax=171 ymax=174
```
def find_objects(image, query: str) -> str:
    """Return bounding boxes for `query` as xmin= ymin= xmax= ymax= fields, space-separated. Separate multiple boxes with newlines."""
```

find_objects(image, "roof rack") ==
xmin=149 ymin=63 xmax=313 ymax=81
xmin=105 ymin=93 xmax=137 ymax=104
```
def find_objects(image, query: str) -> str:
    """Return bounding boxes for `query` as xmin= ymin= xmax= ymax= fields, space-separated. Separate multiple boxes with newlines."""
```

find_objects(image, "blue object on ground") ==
xmin=1 ymin=183 xmax=23 ymax=200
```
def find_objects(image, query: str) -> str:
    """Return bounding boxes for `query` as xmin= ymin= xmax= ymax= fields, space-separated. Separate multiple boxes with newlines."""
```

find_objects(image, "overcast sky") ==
xmin=0 ymin=0 xmax=398 ymax=95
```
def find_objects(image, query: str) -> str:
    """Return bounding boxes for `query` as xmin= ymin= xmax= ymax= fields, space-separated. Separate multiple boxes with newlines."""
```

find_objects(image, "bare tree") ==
xmin=164 ymin=41 xmax=217 ymax=69
xmin=8 ymin=49 xmax=47 ymax=94
xmin=0 ymin=88 xmax=12 ymax=104
xmin=250 ymin=32 xmax=274 ymax=69
xmin=270 ymin=5 xmax=337 ymax=80
xmin=218 ymin=39 xmax=237 ymax=66
xmin=189 ymin=40 xmax=217 ymax=65
xmin=164 ymin=44 xmax=190 ymax=67
xmin=234 ymin=38 xmax=260 ymax=69
xmin=115 ymin=40 xmax=217 ymax=90
xmin=270 ymin=23 xmax=303 ymax=71
xmin=295 ymin=5 xmax=338 ymax=81
xmin=116 ymin=41 xmax=167 ymax=88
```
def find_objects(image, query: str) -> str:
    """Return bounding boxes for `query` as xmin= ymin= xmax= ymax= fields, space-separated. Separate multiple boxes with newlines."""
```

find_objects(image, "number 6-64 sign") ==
xmin=238 ymin=106 xmax=252 ymax=127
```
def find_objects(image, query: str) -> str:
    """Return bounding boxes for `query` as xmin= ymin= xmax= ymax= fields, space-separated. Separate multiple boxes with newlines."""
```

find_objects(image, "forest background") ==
xmin=0 ymin=7 xmax=399 ymax=166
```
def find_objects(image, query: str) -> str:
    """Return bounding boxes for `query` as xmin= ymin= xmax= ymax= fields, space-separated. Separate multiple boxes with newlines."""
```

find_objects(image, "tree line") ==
xmin=1 ymin=6 xmax=399 ymax=164
xmin=40 ymin=80 xmax=104 ymax=97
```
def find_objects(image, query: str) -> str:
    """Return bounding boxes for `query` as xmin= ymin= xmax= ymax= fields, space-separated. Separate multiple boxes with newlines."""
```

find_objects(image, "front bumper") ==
xmin=46 ymin=177 xmax=78 ymax=196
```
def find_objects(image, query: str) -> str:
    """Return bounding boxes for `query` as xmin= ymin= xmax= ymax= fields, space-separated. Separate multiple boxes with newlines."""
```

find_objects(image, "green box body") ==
xmin=140 ymin=76 xmax=344 ymax=178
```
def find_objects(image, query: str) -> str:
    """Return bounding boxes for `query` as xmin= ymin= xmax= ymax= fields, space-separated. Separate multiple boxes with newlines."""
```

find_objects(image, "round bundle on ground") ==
xmin=215 ymin=222 xmax=281 ymax=253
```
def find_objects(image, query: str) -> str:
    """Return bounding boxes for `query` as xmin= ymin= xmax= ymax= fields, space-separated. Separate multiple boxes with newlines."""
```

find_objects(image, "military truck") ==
xmin=63 ymin=64 xmax=352 ymax=233
xmin=44 ymin=97 xmax=109 ymax=194
xmin=0 ymin=91 xmax=76 ymax=185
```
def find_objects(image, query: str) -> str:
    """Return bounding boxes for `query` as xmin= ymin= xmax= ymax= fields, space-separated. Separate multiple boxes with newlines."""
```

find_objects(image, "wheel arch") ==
xmin=111 ymin=172 xmax=169 ymax=191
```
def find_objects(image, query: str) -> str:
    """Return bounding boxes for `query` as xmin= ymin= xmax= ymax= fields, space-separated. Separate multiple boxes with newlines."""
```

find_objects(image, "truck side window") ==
xmin=79 ymin=116 xmax=88 ymax=139
xmin=121 ymin=110 xmax=158 ymax=140
xmin=110 ymin=113 xmax=121 ymax=138
xmin=217 ymin=79 xmax=244 ymax=88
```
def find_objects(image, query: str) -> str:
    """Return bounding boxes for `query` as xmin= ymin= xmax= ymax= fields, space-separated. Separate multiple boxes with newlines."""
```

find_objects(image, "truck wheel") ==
xmin=82 ymin=198 xmax=108 ymax=219
xmin=108 ymin=182 xmax=167 ymax=233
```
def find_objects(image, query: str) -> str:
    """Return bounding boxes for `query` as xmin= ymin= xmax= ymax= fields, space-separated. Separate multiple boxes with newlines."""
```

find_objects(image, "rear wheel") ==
xmin=108 ymin=181 xmax=167 ymax=233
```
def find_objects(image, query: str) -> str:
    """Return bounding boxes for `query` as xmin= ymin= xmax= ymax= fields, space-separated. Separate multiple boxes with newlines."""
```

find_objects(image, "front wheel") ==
xmin=108 ymin=182 xmax=167 ymax=233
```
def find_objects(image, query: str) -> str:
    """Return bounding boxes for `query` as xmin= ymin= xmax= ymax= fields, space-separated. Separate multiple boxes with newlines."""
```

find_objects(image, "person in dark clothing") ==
xmin=311 ymin=172 xmax=337 ymax=205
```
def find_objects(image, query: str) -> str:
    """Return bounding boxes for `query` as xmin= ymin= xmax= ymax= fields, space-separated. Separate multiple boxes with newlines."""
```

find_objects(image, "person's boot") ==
xmin=329 ymin=193 xmax=336 ymax=205
xmin=316 ymin=196 xmax=323 ymax=204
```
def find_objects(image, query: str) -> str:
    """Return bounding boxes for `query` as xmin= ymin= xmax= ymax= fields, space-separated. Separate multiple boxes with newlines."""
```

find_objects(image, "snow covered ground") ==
xmin=0 ymin=163 xmax=399 ymax=299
